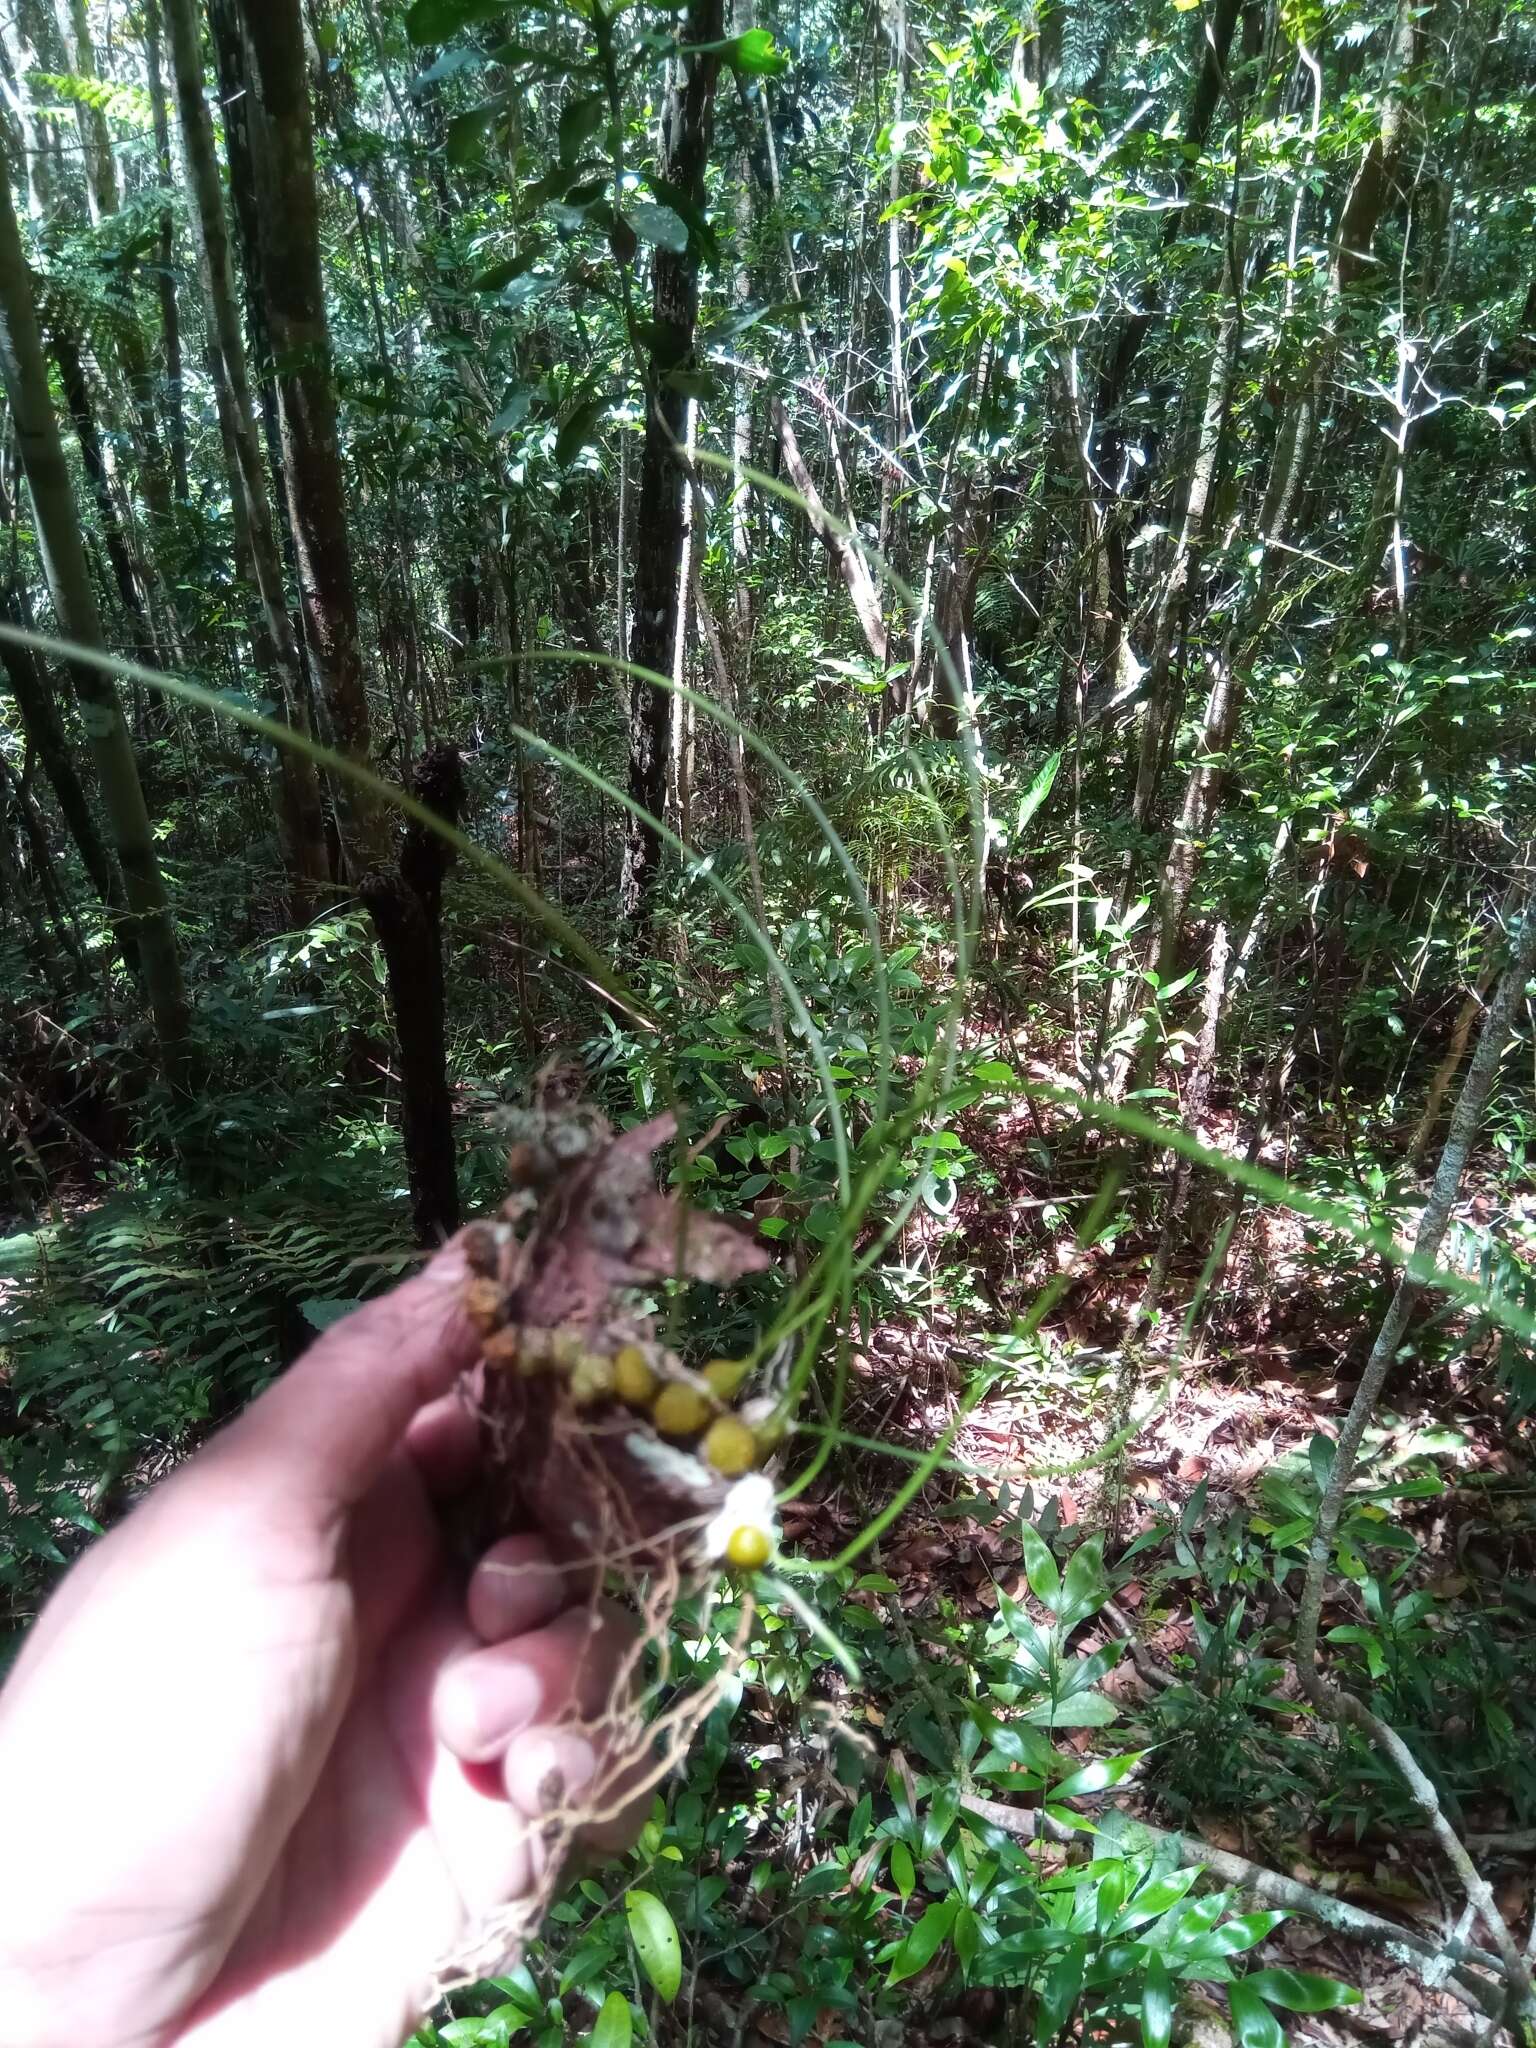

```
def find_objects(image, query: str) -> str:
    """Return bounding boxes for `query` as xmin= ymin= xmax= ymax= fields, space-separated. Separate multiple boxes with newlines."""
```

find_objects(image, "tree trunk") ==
xmin=48 ymin=325 xmax=160 ymax=664
xmin=1291 ymin=886 xmax=1536 ymax=1999
xmin=6 ymin=4 xmax=73 ymax=225
xmin=143 ymin=0 xmax=190 ymax=507
xmin=0 ymin=150 xmax=188 ymax=1064
xmin=361 ymin=746 xmax=466 ymax=1243
xmin=233 ymin=0 xmax=461 ymax=1239
xmin=233 ymin=0 xmax=386 ymax=869
xmin=164 ymin=0 xmax=328 ymax=910
xmin=0 ymin=588 xmax=122 ymax=920
xmin=617 ymin=0 xmax=723 ymax=927
xmin=770 ymin=393 xmax=888 ymax=664
xmin=729 ymin=0 xmax=755 ymax=648
xmin=64 ymin=0 xmax=118 ymax=223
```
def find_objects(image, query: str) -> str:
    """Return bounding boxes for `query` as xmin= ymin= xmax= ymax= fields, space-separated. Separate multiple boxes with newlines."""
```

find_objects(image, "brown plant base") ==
xmin=433 ymin=1092 xmax=779 ymax=1987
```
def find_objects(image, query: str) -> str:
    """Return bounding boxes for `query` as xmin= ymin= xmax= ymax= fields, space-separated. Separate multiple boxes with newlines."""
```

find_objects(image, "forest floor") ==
xmin=688 ymin=1040 xmax=1536 ymax=2048
xmin=749 ymin=1108 xmax=1536 ymax=2046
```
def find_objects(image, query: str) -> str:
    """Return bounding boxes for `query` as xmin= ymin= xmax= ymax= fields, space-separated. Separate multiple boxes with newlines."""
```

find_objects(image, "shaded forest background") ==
xmin=2 ymin=0 xmax=1536 ymax=2040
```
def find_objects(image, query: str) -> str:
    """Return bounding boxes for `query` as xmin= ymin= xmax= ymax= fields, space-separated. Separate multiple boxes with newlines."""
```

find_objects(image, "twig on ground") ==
xmin=1101 ymin=1594 xmax=1174 ymax=1690
xmin=1292 ymin=891 xmax=1536 ymax=2025
xmin=959 ymin=1793 xmax=1512 ymax=2023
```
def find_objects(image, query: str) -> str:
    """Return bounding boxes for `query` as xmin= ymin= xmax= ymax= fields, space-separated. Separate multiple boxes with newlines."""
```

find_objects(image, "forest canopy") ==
xmin=2 ymin=0 xmax=1536 ymax=2041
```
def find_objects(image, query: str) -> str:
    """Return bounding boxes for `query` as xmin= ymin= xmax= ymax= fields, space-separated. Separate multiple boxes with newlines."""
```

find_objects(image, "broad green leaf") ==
xmin=446 ymin=103 xmax=497 ymax=163
xmin=1051 ymin=1749 xmax=1143 ymax=1801
xmin=1227 ymin=1982 xmax=1286 ymax=2048
xmin=1021 ymin=1693 xmax=1119 ymax=1728
xmin=490 ymin=387 xmax=534 ymax=435
xmin=559 ymin=92 xmax=606 ymax=163
xmin=555 ymin=398 xmax=608 ymax=466
xmin=724 ymin=26 xmax=790 ymax=73
xmin=1157 ymin=1889 xmax=1234 ymax=1953
xmin=1015 ymin=749 xmax=1062 ymax=835
xmin=407 ymin=0 xmax=507 ymax=42
xmin=625 ymin=1889 xmax=681 ymax=2002
xmin=1141 ymin=1952 xmax=1173 ymax=2048
xmin=472 ymin=255 xmax=531 ymax=293
xmin=890 ymin=1839 xmax=915 ymax=1899
xmin=1183 ymin=1911 xmax=1288 ymax=1960
xmin=972 ymin=1710 xmax=1057 ymax=1768
xmin=631 ymin=202 xmax=689 ymax=253
xmin=887 ymin=1898 xmax=958 ymax=1986
xmin=1243 ymin=1968 xmax=1361 ymax=2011
xmin=1017 ymin=1522 xmax=1061 ymax=1606
xmin=685 ymin=26 xmax=790 ymax=73
xmin=581 ymin=1993 xmax=633 ymax=2048
xmin=1034 ymin=1945 xmax=1084 ymax=2044
xmin=1058 ymin=1532 xmax=1108 ymax=1627
xmin=1308 ymin=1432 xmax=1337 ymax=1496
xmin=922 ymin=1787 xmax=959 ymax=1857
xmin=1114 ymin=1865 xmax=1200 ymax=1931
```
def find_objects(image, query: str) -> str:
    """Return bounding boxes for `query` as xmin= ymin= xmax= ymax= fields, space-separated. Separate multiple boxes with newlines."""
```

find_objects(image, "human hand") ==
xmin=0 ymin=1244 xmax=637 ymax=2048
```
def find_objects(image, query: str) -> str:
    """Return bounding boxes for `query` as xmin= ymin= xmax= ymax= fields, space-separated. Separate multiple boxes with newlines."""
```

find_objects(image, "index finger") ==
xmin=221 ymin=1239 xmax=481 ymax=1513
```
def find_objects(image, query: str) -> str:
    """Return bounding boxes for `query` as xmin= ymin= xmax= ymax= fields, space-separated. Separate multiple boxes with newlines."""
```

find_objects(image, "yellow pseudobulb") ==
xmin=652 ymin=1382 xmax=712 ymax=1438
xmin=612 ymin=1344 xmax=659 ymax=1407
xmin=726 ymin=1524 xmax=771 ymax=1569
xmin=569 ymin=1351 xmax=615 ymax=1406
xmin=702 ymin=1357 xmax=751 ymax=1401
xmin=701 ymin=1415 xmax=758 ymax=1477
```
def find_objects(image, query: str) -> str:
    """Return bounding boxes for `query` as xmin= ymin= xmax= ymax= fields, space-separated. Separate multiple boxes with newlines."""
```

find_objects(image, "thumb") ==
xmin=221 ymin=1239 xmax=482 ymax=1514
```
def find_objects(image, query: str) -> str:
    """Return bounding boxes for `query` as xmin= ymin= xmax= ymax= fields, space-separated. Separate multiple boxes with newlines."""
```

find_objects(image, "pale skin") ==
xmin=0 ymin=1243 xmax=636 ymax=2048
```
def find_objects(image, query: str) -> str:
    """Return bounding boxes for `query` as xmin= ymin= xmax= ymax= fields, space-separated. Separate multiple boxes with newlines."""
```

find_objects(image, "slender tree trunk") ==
xmin=1408 ymin=953 xmax=1504 ymax=1166
xmin=1087 ymin=0 xmax=1243 ymax=657
xmin=64 ymin=0 xmax=118 ymax=224
xmin=233 ymin=0 xmax=384 ymax=863
xmin=361 ymin=747 xmax=466 ymax=1243
xmin=48 ymin=326 xmax=160 ymax=663
xmin=1259 ymin=0 xmax=1421 ymax=584
xmin=233 ymin=0 xmax=461 ymax=1238
xmin=618 ymin=0 xmax=723 ymax=927
xmin=143 ymin=0 xmax=190 ymax=508
xmin=164 ymin=0 xmax=328 ymax=909
xmin=1094 ymin=276 xmax=1244 ymax=1082
xmin=0 ymin=151 xmax=188 ymax=1064
xmin=1154 ymin=647 xmax=1246 ymax=984
xmin=770 ymin=393 xmax=888 ymax=664
xmin=0 ymin=589 xmax=122 ymax=919
xmin=668 ymin=399 xmax=698 ymax=840
xmin=729 ymin=0 xmax=755 ymax=649
xmin=1292 ymin=886 xmax=1536 ymax=2004
xmin=8 ymin=3 xmax=73 ymax=223
xmin=879 ymin=0 xmax=910 ymax=569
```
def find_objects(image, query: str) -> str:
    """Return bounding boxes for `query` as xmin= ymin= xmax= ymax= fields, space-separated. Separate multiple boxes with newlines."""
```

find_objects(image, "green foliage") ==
xmin=412 ymin=1521 xmax=1357 ymax=2044
xmin=1 ymin=1118 xmax=414 ymax=1660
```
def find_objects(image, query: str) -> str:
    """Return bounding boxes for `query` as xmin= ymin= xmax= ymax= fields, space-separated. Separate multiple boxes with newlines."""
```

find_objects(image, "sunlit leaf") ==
xmin=625 ymin=1889 xmax=681 ymax=2002
xmin=581 ymin=1993 xmax=633 ymax=2048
